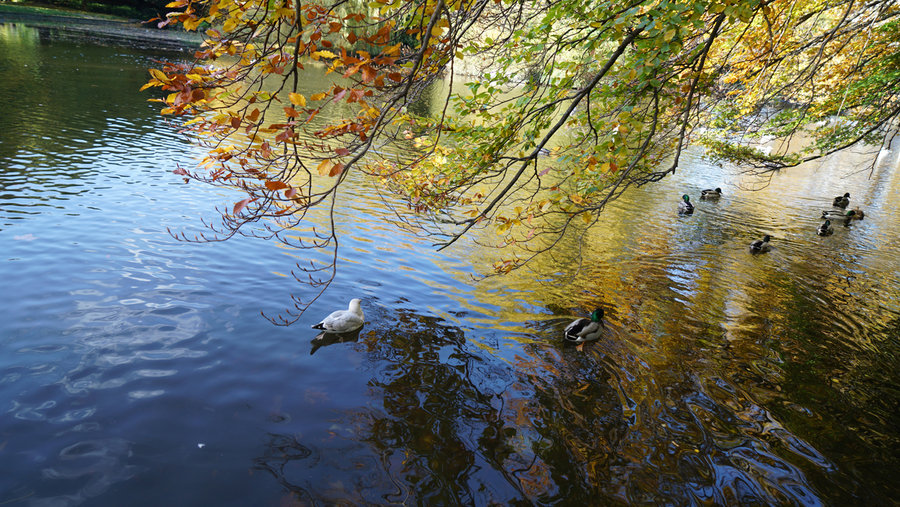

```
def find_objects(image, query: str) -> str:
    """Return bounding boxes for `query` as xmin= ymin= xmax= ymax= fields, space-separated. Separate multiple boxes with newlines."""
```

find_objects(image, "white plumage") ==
xmin=312 ymin=298 xmax=365 ymax=333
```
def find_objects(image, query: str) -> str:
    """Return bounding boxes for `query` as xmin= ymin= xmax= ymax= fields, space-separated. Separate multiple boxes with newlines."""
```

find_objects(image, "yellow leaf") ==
xmin=310 ymin=92 xmax=328 ymax=101
xmin=289 ymin=93 xmax=306 ymax=107
xmin=316 ymin=159 xmax=332 ymax=176
xmin=149 ymin=68 xmax=169 ymax=82
xmin=664 ymin=28 xmax=675 ymax=41
xmin=312 ymin=50 xmax=337 ymax=60
xmin=582 ymin=213 xmax=591 ymax=224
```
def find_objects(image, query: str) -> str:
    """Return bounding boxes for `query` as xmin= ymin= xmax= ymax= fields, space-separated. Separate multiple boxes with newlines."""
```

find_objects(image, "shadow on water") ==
xmin=254 ymin=304 xmax=630 ymax=504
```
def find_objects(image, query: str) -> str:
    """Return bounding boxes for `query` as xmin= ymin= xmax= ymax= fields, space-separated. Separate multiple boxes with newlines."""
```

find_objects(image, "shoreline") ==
xmin=0 ymin=3 xmax=201 ymax=52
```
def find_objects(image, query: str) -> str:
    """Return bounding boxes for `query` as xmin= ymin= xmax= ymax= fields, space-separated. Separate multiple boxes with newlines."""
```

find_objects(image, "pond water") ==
xmin=1 ymin=22 xmax=899 ymax=505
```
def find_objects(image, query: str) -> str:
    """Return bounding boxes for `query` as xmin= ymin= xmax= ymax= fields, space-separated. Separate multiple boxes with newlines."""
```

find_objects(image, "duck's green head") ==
xmin=682 ymin=194 xmax=690 ymax=202
xmin=590 ymin=308 xmax=604 ymax=322
xmin=846 ymin=210 xmax=856 ymax=217
xmin=763 ymin=235 xmax=771 ymax=242
xmin=823 ymin=220 xmax=831 ymax=226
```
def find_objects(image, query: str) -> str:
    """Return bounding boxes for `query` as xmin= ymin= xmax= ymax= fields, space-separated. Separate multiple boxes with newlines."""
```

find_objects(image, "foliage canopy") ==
xmin=145 ymin=0 xmax=900 ymax=323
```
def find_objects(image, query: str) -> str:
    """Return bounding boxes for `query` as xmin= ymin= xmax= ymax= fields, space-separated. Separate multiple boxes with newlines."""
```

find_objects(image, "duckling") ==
xmin=311 ymin=298 xmax=365 ymax=333
xmin=700 ymin=187 xmax=722 ymax=199
xmin=564 ymin=308 xmax=604 ymax=344
xmin=832 ymin=192 xmax=850 ymax=208
xmin=822 ymin=209 xmax=856 ymax=220
xmin=678 ymin=194 xmax=694 ymax=214
xmin=816 ymin=220 xmax=834 ymax=236
xmin=749 ymin=235 xmax=771 ymax=253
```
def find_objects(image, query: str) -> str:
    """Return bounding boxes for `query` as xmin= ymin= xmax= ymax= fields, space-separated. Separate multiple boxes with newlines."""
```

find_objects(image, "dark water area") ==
xmin=2 ymin=23 xmax=899 ymax=505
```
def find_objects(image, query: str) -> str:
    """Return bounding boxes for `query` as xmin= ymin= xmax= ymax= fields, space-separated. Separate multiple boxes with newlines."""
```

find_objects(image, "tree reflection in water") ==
xmin=252 ymin=304 xmax=628 ymax=503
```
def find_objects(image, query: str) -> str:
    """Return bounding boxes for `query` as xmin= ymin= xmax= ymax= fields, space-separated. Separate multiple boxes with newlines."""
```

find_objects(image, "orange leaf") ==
xmin=335 ymin=147 xmax=350 ymax=156
xmin=361 ymin=66 xmax=376 ymax=83
xmin=347 ymin=32 xmax=357 ymax=44
xmin=248 ymin=108 xmax=260 ymax=121
xmin=388 ymin=72 xmax=403 ymax=82
xmin=284 ymin=106 xmax=300 ymax=118
xmin=265 ymin=181 xmax=289 ymax=190
xmin=329 ymin=163 xmax=344 ymax=177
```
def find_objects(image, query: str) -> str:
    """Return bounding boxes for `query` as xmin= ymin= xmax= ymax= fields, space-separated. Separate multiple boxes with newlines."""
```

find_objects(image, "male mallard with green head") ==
xmin=564 ymin=308 xmax=605 ymax=344
xmin=678 ymin=194 xmax=694 ymax=214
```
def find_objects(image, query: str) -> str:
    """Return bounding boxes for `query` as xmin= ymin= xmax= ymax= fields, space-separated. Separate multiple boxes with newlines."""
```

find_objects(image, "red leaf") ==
xmin=173 ymin=167 xmax=188 ymax=176
xmin=335 ymin=147 xmax=350 ymax=156
xmin=284 ymin=188 xmax=297 ymax=198
xmin=233 ymin=198 xmax=252 ymax=215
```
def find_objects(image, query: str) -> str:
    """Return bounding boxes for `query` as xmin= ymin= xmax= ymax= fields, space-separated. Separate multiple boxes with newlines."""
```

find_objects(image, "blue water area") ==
xmin=2 ymin=22 xmax=900 ymax=505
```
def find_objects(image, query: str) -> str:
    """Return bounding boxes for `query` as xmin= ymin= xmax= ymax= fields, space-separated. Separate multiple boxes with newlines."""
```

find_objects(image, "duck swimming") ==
xmin=822 ymin=209 xmax=856 ymax=220
xmin=678 ymin=194 xmax=694 ymax=214
xmin=817 ymin=220 xmax=834 ymax=236
xmin=700 ymin=187 xmax=722 ymax=199
xmin=564 ymin=308 xmax=604 ymax=344
xmin=832 ymin=192 xmax=850 ymax=208
xmin=312 ymin=298 xmax=365 ymax=333
xmin=749 ymin=235 xmax=771 ymax=253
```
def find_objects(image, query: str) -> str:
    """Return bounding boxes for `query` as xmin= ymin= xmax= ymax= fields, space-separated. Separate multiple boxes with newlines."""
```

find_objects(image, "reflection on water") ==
xmin=1 ymin=23 xmax=899 ymax=506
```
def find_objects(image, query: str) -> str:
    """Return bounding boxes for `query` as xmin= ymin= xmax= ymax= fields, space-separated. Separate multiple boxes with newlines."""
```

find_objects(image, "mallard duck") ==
xmin=749 ymin=235 xmax=771 ymax=253
xmin=312 ymin=298 xmax=365 ymax=333
xmin=816 ymin=220 xmax=834 ymax=236
xmin=678 ymin=194 xmax=694 ymax=214
xmin=700 ymin=187 xmax=722 ymax=199
xmin=564 ymin=308 xmax=604 ymax=343
xmin=822 ymin=209 xmax=856 ymax=220
xmin=851 ymin=207 xmax=865 ymax=219
xmin=832 ymin=192 xmax=850 ymax=208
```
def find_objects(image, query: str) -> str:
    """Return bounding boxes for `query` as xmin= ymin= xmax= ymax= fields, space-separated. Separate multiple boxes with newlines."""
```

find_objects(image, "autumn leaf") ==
xmin=289 ymin=93 xmax=307 ymax=107
xmin=316 ymin=159 xmax=332 ymax=176
xmin=312 ymin=50 xmax=337 ymax=60
xmin=361 ymin=66 xmax=376 ymax=83
xmin=233 ymin=198 xmax=252 ymax=215
xmin=265 ymin=181 xmax=289 ymax=191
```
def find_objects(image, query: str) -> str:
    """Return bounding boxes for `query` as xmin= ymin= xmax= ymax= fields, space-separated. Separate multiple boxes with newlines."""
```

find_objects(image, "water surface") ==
xmin=1 ymin=23 xmax=899 ymax=505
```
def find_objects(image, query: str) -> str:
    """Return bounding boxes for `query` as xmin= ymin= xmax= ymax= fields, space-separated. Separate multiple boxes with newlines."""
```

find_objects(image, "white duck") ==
xmin=312 ymin=298 xmax=365 ymax=333
xmin=564 ymin=308 xmax=605 ymax=343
